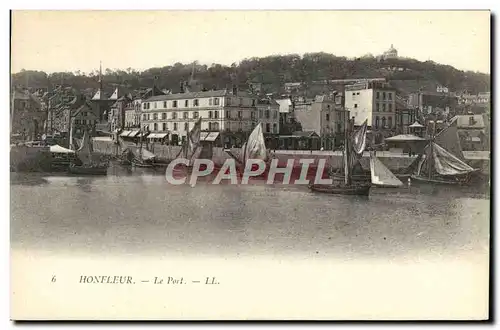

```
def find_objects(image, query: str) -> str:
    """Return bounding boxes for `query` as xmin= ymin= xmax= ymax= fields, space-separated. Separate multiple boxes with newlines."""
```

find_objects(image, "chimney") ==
xmin=232 ymin=85 xmax=238 ymax=96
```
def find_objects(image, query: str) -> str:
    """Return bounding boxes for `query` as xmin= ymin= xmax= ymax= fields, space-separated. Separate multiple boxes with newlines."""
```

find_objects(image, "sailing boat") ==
xmin=309 ymin=118 xmax=372 ymax=195
xmin=410 ymin=121 xmax=478 ymax=185
xmin=225 ymin=122 xmax=271 ymax=179
xmin=68 ymin=129 xmax=108 ymax=175
xmin=131 ymin=129 xmax=157 ymax=168
xmin=172 ymin=117 xmax=204 ymax=173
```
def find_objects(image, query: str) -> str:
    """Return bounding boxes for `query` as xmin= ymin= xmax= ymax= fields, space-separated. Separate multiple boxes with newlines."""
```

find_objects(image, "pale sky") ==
xmin=11 ymin=10 xmax=491 ymax=74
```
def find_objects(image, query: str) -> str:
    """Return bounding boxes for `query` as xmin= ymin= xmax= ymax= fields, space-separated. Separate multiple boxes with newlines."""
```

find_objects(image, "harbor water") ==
xmin=11 ymin=164 xmax=490 ymax=259
xmin=10 ymin=164 xmax=490 ymax=319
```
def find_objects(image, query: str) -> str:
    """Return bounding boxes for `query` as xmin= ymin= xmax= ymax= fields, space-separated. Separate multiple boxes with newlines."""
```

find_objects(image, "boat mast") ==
xmin=344 ymin=115 xmax=351 ymax=185
xmin=427 ymin=121 xmax=435 ymax=180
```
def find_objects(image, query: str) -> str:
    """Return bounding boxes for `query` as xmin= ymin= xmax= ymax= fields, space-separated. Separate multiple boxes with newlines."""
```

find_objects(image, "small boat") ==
xmin=68 ymin=163 xmax=108 ymax=175
xmin=309 ymin=183 xmax=371 ymax=195
xmin=309 ymin=117 xmax=404 ymax=195
xmin=309 ymin=118 xmax=373 ymax=196
xmin=68 ymin=130 xmax=109 ymax=176
xmin=409 ymin=122 xmax=478 ymax=186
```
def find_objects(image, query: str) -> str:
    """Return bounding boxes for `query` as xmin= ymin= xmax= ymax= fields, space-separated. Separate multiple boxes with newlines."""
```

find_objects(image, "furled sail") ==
xmin=370 ymin=153 xmax=403 ymax=187
xmin=351 ymin=119 xmax=368 ymax=156
xmin=76 ymin=130 xmax=92 ymax=165
xmin=242 ymin=123 xmax=267 ymax=163
xmin=184 ymin=118 xmax=202 ymax=165
xmin=347 ymin=119 xmax=368 ymax=171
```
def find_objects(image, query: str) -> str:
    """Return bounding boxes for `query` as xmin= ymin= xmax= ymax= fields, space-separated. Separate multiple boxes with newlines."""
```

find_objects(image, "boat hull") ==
xmin=410 ymin=175 xmax=470 ymax=186
xmin=308 ymin=183 xmax=371 ymax=196
xmin=68 ymin=165 xmax=108 ymax=176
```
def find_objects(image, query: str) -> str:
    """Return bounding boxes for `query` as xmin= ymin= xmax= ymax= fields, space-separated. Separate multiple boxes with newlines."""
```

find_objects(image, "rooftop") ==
xmin=145 ymin=89 xmax=254 ymax=102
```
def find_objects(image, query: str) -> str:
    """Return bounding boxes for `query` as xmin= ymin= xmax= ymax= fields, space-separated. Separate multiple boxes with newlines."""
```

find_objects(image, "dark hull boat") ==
xmin=68 ymin=163 xmax=108 ymax=175
xmin=69 ymin=130 xmax=109 ymax=176
xmin=309 ymin=183 xmax=371 ymax=196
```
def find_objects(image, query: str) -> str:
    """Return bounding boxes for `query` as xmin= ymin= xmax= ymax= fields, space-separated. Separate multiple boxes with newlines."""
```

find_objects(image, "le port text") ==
xmin=79 ymin=275 xmax=220 ymax=285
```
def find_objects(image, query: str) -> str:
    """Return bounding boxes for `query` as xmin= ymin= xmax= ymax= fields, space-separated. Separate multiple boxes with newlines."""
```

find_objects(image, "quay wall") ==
xmin=92 ymin=140 xmax=415 ymax=172
xmin=92 ymin=139 xmax=489 ymax=174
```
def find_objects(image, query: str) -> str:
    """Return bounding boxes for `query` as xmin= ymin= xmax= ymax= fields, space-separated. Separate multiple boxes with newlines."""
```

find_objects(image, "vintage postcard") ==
xmin=10 ymin=10 xmax=490 ymax=320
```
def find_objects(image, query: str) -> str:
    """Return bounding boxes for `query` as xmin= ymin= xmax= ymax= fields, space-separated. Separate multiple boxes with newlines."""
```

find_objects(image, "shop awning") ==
xmin=148 ymin=133 xmax=168 ymax=139
xmin=409 ymin=121 xmax=424 ymax=128
xmin=120 ymin=130 xmax=132 ymax=137
xmin=200 ymin=132 xmax=220 ymax=142
xmin=50 ymin=145 xmax=75 ymax=154
xmin=128 ymin=130 xmax=140 ymax=137
xmin=385 ymin=134 xmax=426 ymax=142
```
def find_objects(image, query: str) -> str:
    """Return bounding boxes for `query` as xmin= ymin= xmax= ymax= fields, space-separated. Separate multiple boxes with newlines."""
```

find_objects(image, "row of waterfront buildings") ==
xmin=11 ymin=70 xmax=490 ymax=151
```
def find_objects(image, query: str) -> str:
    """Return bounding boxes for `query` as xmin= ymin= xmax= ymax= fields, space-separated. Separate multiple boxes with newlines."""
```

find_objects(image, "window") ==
xmin=163 ymin=101 xmax=167 ymax=108
xmin=184 ymin=100 xmax=189 ymax=107
xmin=194 ymin=99 xmax=199 ymax=106
xmin=252 ymin=99 xmax=256 ymax=106
xmin=376 ymin=103 xmax=380 ymax=112
xmin=239 ymin=98 xmax=243 ymax=106
xmin=388 ymin=117 xmax=392 ymax=128
xmin=377 ymin=92 xmax=380 ymax=99
xmin=172 ymin=112 xmax=177 ymax=119
xmin=226 ymin=110 xmax=231 ymax=119
xmin=214 ymin=111 xmax=219 ymax=119
xmin=383 ymin=92 xmax=386 ymax=100
xmin=238 ymin=111 xmax=242 ymax=119
xmin=212 ymin=122 xmax=219 ymax=131
xmin=193 ymin=111 xmax=199 ymax=119
xmin=388 ymin=104 xmax=393 ymax=112
xmin=266 ymin=123 xmax=271 ymax=133
xmin=388 ymin=93 xmax=393 ymax=100
xmin=354 ymin=104 xmax=358 ymax=108
xmin=238 ymin=122 xmax=242 ymax=131
xmin=382 ymin=117 xmax=386 ymax=128
xmin=226 ymin=98 xmax=232 ymax=106
xmin=382 ymin=103 xmax=386 ymax=111
xmin=375 ymin=116 xmax=380 ymax=129
xmin=143 ymin=103 xmax=147 ymax=110
xmin=265 ymin=110 xmax=270 ymax=119
xmin=326 ymin=113 xmax=330 ymax=121
xmin=183 ymin=112 xmax=188 ymax=119
xmin=327 ymin=105 xmax=330 ymax=110
xmin=273 ymin=123 xmax=277 ymax=133
xmin=259 ymin=110 xmax=263 ymax=118
xmin=209 ymin=111 xmax=213 ymax=119
xmin=214 ymin=98 xmax=219 ymax=106
xmin=154 ymin=123 xmax=158 ymax=131
xmin=162 ymin=123 xmax=167 ymax=131
xmin=208 ymin=122 xmax=212 ymax=130
xmin=143 ymin=114 xmax=147 ymax=120
xmin=162 ymin=113 xmax=166 ymax=120
xmin=173 ymin=101 xmax=178 ymax=108
xmin=184 ymin=122 xmax=189 ymax=131
xmin=209 ymin=98 xmax=213 ymax=106
xmin=154 ymin=102 xmax=157 ymax=109
xmin=352 ymin=93 xmax=356 ymax=99
xmin=147 ymin=114 xmax=150 ymax=120
xmin=153 ymin=113 xmax=158 ymax=120
xmin=357 ymin=92 xmax=360 ymax=95
xmin=173 ymin=123 xmax=178 ymax=130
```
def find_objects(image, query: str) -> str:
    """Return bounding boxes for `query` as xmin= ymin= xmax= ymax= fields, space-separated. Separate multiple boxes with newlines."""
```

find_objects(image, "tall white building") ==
xmin=344 ymin=81 xmax=397 ymax=139
xmin=140 ymin=87 xmax=260 ymax=145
